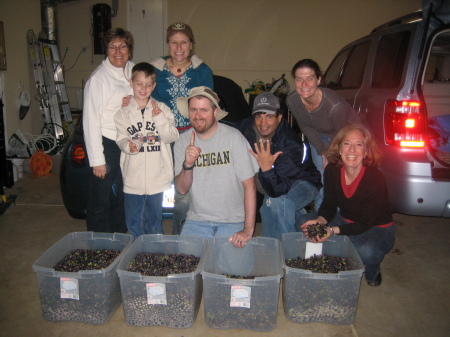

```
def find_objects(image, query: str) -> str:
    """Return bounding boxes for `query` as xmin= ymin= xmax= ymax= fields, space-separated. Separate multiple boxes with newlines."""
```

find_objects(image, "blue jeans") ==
xmin=310 ymin=133 xmax=332 ymax=210
xmin=181 ymin=220 xmax=249 ymax=275
xmin=260 ymin=180 xmax=318 ymax=240
xmin=329 ymin=213 xmax=395 ymax=282
xmin=172 ymin=189 xmax=190 ymax=234
xmin=86 ymin=137 xmax=127 ymax=233
xmin=124 ymin=192 xmax=164 ymax=238
xmin=172 ymin=129 xmax=190 ymax=235
xmin=180 ymin=220 xmax=244 ymax=238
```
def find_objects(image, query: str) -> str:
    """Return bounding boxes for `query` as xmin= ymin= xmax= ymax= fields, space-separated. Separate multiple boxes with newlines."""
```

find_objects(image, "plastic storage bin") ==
xmin=281 ymin=232 xmax=364 ymax=325
xmin=116 ymin=235 xmax=207 ymax=328
xmin=201 ymin=236 xmax=282 ymax=332
xmin=32 ymin=232 xmax=133 ymax=324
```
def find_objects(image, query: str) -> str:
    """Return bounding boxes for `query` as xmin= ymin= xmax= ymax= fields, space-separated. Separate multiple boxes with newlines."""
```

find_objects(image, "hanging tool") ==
xmin=27 ymin=29 xmax=74 ymax=143
xmin=17 ymin=81 xmax=31 ymax=120
xmin=27 ymin=29 xmax=52 ymax=126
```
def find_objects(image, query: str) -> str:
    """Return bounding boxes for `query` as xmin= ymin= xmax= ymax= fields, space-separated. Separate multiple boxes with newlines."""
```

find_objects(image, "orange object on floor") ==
xmin=29 ymin=150 xmax=53 ymax=177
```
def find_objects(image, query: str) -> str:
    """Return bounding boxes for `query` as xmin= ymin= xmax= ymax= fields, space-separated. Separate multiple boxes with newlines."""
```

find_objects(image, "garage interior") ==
xmin=1 ymin=1 xmax=449 ymax=336
xmin=0 ymin=174 xmax=448 ymax=337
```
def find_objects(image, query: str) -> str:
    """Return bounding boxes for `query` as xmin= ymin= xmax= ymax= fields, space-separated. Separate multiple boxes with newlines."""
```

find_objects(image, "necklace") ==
xmin=169 ymin=58 xmax=190 ymax=73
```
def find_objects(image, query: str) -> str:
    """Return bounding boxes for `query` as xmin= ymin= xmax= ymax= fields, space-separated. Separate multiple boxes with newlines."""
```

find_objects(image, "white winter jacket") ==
xmin=115 ymin=97 xmax=179 ymax=195
xmin=83 ymin=58 xmax=134 ymax=167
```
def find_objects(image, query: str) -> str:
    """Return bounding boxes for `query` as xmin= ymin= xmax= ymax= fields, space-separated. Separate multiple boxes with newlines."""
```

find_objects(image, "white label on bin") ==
xmin=230 ymin=285 xmax=251 ymax=308
xmin=146 ymin=283 xmax=167 ymax=305
xmin=60 ymin=277 xmax=79 ymax=300
xmin=305 ymin=242 xmax=323 ymax=259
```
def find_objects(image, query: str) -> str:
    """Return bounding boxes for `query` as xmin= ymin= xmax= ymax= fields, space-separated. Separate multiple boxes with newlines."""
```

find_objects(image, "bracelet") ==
xmin=329 ymin=227 xmax=334 ymax=236
xmin=182 ymin=161 xmax=194 ymax=171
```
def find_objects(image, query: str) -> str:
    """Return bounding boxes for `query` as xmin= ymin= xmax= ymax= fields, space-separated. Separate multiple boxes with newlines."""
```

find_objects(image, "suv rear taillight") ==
xmin=384 ymin=100 xmax=425 ymax=147
xmin=71 ymin=143 xmax=86 ymax=165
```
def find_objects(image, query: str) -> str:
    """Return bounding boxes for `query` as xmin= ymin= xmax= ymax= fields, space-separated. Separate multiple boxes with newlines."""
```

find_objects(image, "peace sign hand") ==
xmin=151 ymin=100 xmax=162 ymax=117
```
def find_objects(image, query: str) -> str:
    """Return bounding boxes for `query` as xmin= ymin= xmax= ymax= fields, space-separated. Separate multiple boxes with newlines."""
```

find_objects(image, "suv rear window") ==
xmin=372 ymin=31 xmax=410 ymax=88
xmin=324 ymin=42 xmax=370 ymax=89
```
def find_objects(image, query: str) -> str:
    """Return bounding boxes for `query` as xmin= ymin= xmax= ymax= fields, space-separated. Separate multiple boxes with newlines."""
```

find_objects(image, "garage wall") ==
xmin=167 ymin=0 xmax=422 ymax=92
xmin=0 ymin=0 xmax=422 ymax=144
xmin=57 ymin=0 xmax=129 ymax=110
xmin=0 ymin=0 xmax=129 ymax=144
xmin=0 ymin=0 xmax=42 ymax=138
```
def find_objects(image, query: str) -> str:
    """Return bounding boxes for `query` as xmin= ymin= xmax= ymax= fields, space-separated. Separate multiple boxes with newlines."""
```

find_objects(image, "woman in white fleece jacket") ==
xmin=115 ymin=62 xmax=179 ymax=237
xmin=82 ymin=28 xmax=135 ymax=234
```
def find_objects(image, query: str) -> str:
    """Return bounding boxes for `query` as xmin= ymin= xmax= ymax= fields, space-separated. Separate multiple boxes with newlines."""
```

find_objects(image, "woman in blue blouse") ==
xmin=151 ymin=22 xmax=214 ymax=234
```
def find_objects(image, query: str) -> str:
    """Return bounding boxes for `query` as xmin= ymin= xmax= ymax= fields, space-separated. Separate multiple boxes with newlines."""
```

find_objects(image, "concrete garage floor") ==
xmin=0 ymin=174 xmax=449 ymax=337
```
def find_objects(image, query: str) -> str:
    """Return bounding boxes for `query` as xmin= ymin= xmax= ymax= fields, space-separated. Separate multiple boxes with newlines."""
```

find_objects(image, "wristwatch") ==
xmin=182 ymin=161 xmax=194 ymax=171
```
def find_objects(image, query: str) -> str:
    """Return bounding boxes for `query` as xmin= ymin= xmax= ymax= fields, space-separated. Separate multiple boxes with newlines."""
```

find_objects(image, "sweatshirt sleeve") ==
xmin=318 ymin=165 xmax=339 ymax=222
xmin=152 ymin=101 xmax=179 ymax=144
xmin=83 ymin=76 xmax=106 ymax=167
xmin=114 ymin=108 xmax=136 ymax=154
xmin=328 ymin=99 xmax=360 ymax=135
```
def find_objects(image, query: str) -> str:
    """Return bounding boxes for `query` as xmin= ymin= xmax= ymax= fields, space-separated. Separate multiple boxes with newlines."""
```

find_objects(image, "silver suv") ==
xmin=323 ymin=0 xmax=450 ymax=217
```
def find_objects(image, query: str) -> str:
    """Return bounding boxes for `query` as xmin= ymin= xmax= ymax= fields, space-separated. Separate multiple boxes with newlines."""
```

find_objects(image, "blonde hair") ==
xmin=326 ymin=123 xmax=383 ymax=167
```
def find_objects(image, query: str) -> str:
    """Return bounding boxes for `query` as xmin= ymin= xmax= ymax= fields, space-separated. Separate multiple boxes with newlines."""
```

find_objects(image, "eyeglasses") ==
xmin=108 ymin=44 xmax=128 ymax=52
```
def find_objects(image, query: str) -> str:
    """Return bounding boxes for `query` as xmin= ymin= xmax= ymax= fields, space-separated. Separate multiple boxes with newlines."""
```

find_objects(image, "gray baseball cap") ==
xmin=252 ymin=92 xmax=280 ymax=115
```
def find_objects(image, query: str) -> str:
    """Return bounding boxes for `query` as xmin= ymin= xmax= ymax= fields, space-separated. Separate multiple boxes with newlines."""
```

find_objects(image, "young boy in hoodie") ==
xmin=115 ymin=62 xmax=179 ymax=238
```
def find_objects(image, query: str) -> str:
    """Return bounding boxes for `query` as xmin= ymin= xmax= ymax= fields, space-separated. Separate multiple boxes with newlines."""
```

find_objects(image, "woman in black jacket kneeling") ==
xmin=300 ymin=123 xmax=395 ymax=287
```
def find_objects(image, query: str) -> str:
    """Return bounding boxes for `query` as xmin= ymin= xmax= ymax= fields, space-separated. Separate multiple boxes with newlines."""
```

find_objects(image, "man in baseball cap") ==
xmin=174 ymin=86 xmax=258 ymax=248
xmin=251 ymin=91 xmax=280 ymax=115
xmin=235 ymin=92 xmax=321 ymax=240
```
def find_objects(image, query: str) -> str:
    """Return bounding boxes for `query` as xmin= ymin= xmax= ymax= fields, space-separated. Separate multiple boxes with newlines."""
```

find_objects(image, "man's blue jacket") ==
xmin=234 ymin=116 xmax=322 ymax=198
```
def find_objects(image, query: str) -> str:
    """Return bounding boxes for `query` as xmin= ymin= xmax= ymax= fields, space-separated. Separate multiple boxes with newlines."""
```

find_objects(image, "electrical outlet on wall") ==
xmin=82 ymin=46 xmax=88 ymax=53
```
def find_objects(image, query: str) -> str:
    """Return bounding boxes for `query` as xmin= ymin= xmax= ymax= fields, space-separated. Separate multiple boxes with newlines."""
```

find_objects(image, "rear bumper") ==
xmin=381 ymin=150 xmax=450 ymax=217
xmin=444 ymin=201 xmax=450 ymax=218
